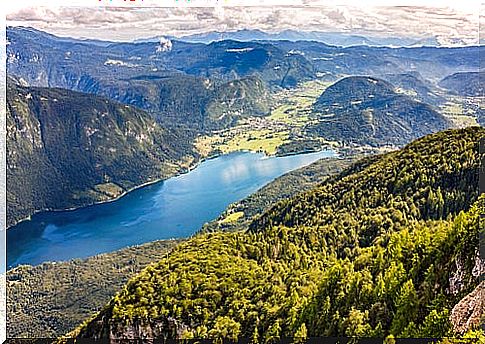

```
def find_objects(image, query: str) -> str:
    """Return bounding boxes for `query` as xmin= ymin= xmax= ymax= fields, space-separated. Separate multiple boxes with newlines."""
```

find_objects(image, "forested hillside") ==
xmin=380 ymin=72 xmax=444 ymax=105
xmin=6 ymin=239 xmax=183 ymax=338
xmin=7 ymin=79 xmax=196 ymax=227
xmin=439 ymin=71 xmax=484 ymax=97
xmin=310 ymin=76 xmax=451 ymax=146
xmin=6 ymin=27 xmax=311 ymax=129
xmin=73 ymin=127 xmax=484 ymax=341
xmin=6 ymin=157 xmax=352 ymax=338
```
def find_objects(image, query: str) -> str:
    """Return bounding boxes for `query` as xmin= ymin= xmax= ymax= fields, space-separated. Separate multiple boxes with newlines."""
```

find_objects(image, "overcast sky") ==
xmin=5 ymin=1 xmax=482 ymax=45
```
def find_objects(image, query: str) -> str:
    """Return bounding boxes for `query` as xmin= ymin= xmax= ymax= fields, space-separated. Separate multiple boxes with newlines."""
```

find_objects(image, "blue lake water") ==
xmin=7 ymin=150 xmax=336 ymax=268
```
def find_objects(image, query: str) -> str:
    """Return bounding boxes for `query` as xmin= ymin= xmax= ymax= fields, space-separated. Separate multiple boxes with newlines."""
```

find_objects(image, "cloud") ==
xmin=6 ymin=5 xmax=480 ymax=45
xmin=156 ymin=37 xmax=173 ymax=53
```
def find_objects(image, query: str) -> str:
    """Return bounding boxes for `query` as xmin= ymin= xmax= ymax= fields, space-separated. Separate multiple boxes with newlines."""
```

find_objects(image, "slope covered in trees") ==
xmin=7 ymin=79 xmax=197 ymax=227
xmin=7 ymin=239 xmax=182 ymax=338
xmin=6 ymin=157 xmax=352 ymax=338
xmin=73 ymin=127 xmax=484 ymax=341
xmin=6 ymin=27 xmax=310 ymax=130
xmin=439 ymin=71 xmax=484 ymax=97
xmin=310 ymin=76 xmax=451 ymax=146
xmin=380 ymin=72 xmax=444 ymax=105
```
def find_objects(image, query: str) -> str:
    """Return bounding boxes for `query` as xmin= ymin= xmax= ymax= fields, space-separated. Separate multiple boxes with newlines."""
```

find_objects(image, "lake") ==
xmin=7 ymin=150 xmax=336 ymax=268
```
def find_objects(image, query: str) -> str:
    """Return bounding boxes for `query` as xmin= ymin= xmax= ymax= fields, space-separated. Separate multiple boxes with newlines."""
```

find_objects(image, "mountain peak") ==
xmin=311 ymin=76 xmax=450 ymax=146
xmin=315 ymin=76 xmax=395 ymax=106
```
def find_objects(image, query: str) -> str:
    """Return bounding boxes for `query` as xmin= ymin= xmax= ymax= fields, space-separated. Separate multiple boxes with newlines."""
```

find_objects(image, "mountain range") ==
xmin=7 ymin=27 xmax=484 ymax=227
xmin=439 ymin=71 xmax=484 ymax=97
xmin=5 ymin=25 xmax=485 ymax=341
xmin=8 ymin=27 xmax=482 ymax=99
xmin=7 ymin=27 xmax=312 ymax=128
xmin=138 ymin=29 xmax=441 ymax=48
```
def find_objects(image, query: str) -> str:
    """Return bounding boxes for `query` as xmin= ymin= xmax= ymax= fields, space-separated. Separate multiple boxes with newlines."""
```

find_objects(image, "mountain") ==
xmin=8 ymin=26 xmax=483 ymax=102
xmin=268 ymin=41 xmax=483 ymax=81
xmin=6 ymin=27 xmax=315 ymax=89
xmin=380 ymin=72 xmax=445 ymax=105
xmin=7 ymin=239 xmax=183 ymax=338
xmin=205 ymin=76 xmax=272 ymax=126
xmin=7 ymin=26 xmax=116 ymax=47
xmin=72 ymin=127 xmax=484 ymax=340
xmin=178 ymin=29 xmax=438 ymax=47
xmin=173 ymin=40 xmax=316 ymax=88
xmin=7 ymin=79 xmax=196 ymax=227
xmin=203 ymin=157 xmax=356 ymax=233
xmin=179 ymin=29 xmax=271 ymax=44
xmin=439 ymin=71 xmax=484 ymax=97
xmin=309 ymin=76 xmax=451 ymax=146
xmin=7 ymin=27 xmax=308 ymax=128
xmin=82 ymin=74 xmax=272 ymax=130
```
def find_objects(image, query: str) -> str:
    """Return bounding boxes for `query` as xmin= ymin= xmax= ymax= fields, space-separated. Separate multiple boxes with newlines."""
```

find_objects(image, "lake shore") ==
xmin=6 ymin=154 xmax=354 ymax=338
xmin=8 ymin=151 xmax=212 ymax=229
xmin=8 ymin=149 xmax=337 ymax=268
xmin=8 ymin=147 xmax=339 ymax=230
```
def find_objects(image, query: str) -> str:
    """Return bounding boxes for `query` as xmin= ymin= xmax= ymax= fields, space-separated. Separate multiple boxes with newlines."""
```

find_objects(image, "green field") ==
xmin=269 ymin=79 xmax=331 ymax=126
xmin=218 ymin=130 xmax=290 ymax=155
xmin=196 ymin=79 xmax=332 ymax=157
xmin=441 ymin=101 xmax=479 ymax=127
xmin=219 ymin=211 xmax=245 ymax=224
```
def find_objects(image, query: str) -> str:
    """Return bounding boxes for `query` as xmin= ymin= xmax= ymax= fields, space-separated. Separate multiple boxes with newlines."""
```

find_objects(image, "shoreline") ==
xmin=7 ymin=155 xmax=202 ymax=230
xmin=8 ymin=147 xmax=338 ymax=230
xmin=6 ymin=147 xmax=341 ymax=270
xmin=6 ymin=237 xmax=186 ymax=272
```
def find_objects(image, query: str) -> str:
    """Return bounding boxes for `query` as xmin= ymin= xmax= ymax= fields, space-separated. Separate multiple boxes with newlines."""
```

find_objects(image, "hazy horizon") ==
xmin=6 ymin=4 xmax=481 ymax=46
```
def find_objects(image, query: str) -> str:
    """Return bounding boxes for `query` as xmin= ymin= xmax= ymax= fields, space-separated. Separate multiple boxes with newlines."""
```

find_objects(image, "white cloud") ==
xmin=5 ymin=3 xmax=480 ymax=44
xmin=156 ymin=37 xmax=173 ymax=52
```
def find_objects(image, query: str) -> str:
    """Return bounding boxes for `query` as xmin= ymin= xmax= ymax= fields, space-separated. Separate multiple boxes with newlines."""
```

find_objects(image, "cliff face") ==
xmin=451 ymin=281 xmax=485 ymax=335
xmin=450 ymin=252 xmax=485 ymax=335
xmin=77 ymin=306 xmax=188 ymax=342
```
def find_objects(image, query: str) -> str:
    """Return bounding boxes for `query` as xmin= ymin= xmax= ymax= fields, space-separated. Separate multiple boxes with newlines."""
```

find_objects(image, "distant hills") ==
xmin=268 ymin=41 xmax=482 ymax=81
xmin=7 ymin=79 xmax=196 ymax=227
xmin=5 ymin=26 xmax=483 ymax=222
xmin=380 ymin=72 xmax=445 ymax=105
xmin=7 ymin=27 xmax=312 ymax=128
xmin=6 ymin=25 xmax=485 ymax=341
xmin=8 ymin=26 xmax=483 ymax=99
xmin=439 ymin=71 xmax=485 ymax=97
xmin=6 ymin=27 xmax=315 ymax=90
xmin=143 ymin=29 xmax=441 ymax=48
xmin=310 ymin=76 xmax=451 ymax=146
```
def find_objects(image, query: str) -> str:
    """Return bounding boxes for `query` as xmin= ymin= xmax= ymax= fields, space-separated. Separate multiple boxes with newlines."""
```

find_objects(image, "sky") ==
xmin=4 ymin=0 xmax=482 ymax=45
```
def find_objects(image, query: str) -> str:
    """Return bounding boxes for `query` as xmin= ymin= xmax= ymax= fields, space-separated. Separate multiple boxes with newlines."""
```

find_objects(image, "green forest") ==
xmin=73 ymin=127 xmax=485 ymax=341
xmin=6 ymin=80 xmax=197 ymax=227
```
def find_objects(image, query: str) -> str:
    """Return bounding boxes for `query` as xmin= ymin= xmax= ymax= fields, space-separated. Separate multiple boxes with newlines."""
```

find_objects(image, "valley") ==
xmin=439 ymin=95 xmax=483 ymax=127
xmin=71 ymin=127 xmax=484 ymax=340
xmin=7 ymin=155 xmax=349 ymax=338
xmin=5 ymin=23 xmax=485 ymax=342
xmin=195 ymin=75 xmax=480 ymax=157
xmin=195 ymin=80 xmax=333 ymax=156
